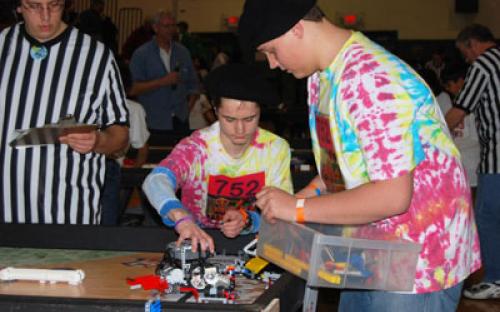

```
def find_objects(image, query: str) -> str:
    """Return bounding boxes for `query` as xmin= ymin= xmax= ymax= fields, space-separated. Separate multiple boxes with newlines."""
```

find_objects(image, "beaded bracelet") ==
xmin=307 ymin=182 xmax=321 ymax=196
xmin=174 ymin=215 xmax=193 ymax=229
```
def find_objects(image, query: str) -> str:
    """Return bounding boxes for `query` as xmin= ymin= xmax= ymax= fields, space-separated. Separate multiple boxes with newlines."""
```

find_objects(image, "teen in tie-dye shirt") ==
xmin=306 ymin=31 xmax=481 ymax=293
xmin=143 ymin=64 xmax=292 ymax=253
xmin=240 ymin=1 xmax=481 ymax=311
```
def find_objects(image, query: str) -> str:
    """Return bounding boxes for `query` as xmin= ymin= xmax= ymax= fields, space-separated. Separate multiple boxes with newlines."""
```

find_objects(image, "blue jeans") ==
xmin=339 ymin=282 xmax=463 ymax=312
xmin=475 ymin=173 xmax=500 ymax=282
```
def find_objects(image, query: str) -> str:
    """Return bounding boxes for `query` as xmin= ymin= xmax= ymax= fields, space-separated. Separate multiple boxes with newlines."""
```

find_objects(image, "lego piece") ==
xmin=245 ymin=257 xmax=269 ymax=274
xmin=144 ymin=297 xmax=162 ymax=312
xmin=127 ymin=275 xmax=169 ymax=292
xmin=243 ymin=238 xmax=258 ymax=256
xmin=317 ymin=270 xmax=342 ymax=284
xmin=179 ymin=286 xmax=200 ymax=301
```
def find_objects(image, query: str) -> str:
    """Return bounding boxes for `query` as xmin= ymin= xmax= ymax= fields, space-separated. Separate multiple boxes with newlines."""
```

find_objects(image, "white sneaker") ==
xmin=463 ymin=281 xmax=500 ymax=299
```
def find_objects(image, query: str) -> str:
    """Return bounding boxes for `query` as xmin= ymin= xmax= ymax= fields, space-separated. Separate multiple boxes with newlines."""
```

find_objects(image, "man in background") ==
xmin=129 ymin=11 xmax=199 ymax=133
xmin=446 ymin=23 xmax=500 ymax=300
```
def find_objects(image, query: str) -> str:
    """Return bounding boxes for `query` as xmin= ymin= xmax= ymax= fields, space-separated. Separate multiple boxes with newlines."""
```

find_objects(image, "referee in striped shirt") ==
xmin=0 ymin=0 xmax=129 ymax=225
xmin=446 ymin=24 xmax=500 ymax=300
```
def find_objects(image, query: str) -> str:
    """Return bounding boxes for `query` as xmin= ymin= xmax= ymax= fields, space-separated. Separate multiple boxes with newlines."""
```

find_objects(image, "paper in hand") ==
xmin=9 ymin=116 xmax=98 ymax=148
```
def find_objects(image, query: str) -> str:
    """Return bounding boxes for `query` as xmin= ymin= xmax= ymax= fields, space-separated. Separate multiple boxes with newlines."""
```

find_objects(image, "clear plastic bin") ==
xmin=257 ymin=219 xmax=421 ymax=291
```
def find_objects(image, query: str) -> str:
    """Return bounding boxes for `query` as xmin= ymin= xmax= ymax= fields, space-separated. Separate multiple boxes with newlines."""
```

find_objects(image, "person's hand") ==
xmin=221 ymin=209 xmax=246 ymax=238
xmin=162 ymin=71 xmax=180 ymax=86
xmin=452 ymin=121 xmax=465 ymax=138
xmin=256 ymin=186 xmax=296 ymax=223
xmin=59 ymin=130 xmax=98 ymax=154
xmin=175 ymin=218 xmax=215 ymax=254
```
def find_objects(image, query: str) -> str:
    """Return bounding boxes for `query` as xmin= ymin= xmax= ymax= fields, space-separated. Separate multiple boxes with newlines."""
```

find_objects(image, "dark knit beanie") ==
xmin=238 ymin=0 xmax=316 ymax=52
xmin=205 ymin=63 xmax=280 ymax=106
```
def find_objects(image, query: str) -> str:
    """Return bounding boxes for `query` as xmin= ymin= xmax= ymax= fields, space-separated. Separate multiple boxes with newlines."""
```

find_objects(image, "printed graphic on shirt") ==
xmin=206 ymin=172 xmax=265 ymax=226
xmin=315 ymin=114 xmax=345 ymax=192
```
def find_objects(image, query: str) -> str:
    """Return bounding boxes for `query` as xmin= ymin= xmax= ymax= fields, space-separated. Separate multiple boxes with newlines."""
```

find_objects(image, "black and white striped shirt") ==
xmin=0 ymin=24 xmax=128 ymax=224
xmin=455 ymin=46 xmax=500 ymax=174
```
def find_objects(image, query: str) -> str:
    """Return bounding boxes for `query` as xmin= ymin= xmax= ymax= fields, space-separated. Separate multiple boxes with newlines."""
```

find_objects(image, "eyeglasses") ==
xmin=22 ymin=1 xmax=65 ymax=14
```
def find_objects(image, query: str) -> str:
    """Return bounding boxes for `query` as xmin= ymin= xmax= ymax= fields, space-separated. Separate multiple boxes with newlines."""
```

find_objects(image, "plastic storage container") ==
xmin=257 ymin=219 xmax=421 ymax=291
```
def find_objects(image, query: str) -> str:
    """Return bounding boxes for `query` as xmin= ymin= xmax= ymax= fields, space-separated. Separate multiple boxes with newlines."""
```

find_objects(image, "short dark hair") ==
xmin=207 ymin=91 xmax=263 ymax=110
xmin=418 ymin=69 xmax=442 ymax=95
xmin=177 ymin=21 xmax=188 ymax=32
xmin=302 ymin=5 xmax=325 ymax=22
xmin=210 ymin=96 xmax=252 ymax=111
xmin=440 ymin=63 xmax=467 ymax=85
xmin=456 ymin=24 xmax=495 ymax=46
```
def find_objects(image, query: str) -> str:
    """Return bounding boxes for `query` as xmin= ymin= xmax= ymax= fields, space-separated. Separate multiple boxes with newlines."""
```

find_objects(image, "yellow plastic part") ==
xmin=317 ymin=270 xmax=342 ymax=284
xmin=262 ymin=243 xmax=304 ymax=276
xmin=245 ymin=256 xmax=269 ymax=274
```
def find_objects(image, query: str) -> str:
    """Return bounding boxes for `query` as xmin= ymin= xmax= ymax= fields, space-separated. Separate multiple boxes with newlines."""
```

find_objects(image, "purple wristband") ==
xmin=174 ymin=215 xmax=193 ymax=229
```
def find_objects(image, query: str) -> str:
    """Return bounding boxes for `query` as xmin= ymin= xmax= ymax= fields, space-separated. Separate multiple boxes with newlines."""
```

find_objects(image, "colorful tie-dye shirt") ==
xmin=143 ymin=122 xmax=293 ymax=232
xmin=308 ymin=32 xmax=481 ymax=293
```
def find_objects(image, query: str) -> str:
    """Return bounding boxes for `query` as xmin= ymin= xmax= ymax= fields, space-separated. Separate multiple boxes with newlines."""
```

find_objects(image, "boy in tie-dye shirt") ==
xmin=143 ymin=64 xmax=292 ymax=253
xmin=240 ymin=1 xmax=480 ymax=311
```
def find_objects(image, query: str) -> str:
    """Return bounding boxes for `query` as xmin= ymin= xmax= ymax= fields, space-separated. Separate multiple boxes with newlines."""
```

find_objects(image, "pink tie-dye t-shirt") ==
xmin=308 ymin=32 xmax=481 ymax=293
xmin=151 ymin=122 xmax=293 ymax=228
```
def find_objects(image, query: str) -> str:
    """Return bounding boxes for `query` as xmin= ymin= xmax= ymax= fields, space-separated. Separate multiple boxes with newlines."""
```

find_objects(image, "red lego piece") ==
xmin=126 ymin=275 xmax=169 ymax=292
xmin=180 ymin=286 xmax=200 ymax=300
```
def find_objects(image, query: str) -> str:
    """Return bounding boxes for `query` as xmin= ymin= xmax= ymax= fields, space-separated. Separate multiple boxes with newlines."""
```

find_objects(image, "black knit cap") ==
xmin=238 ymin=0 xmax=316 ymax=52
xmin=205 ymin=63 xmax=280 ymax=107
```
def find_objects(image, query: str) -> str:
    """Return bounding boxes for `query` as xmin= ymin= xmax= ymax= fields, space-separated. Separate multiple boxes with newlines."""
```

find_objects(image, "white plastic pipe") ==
xmin=0 ymin=267 xmax=85 ymax=285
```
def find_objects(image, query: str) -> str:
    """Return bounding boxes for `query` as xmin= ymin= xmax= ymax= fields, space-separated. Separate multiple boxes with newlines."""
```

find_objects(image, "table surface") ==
xmin=0 ymin=248 xmax=268 ymax=304
xmin=0 ymin=224 xmax=304 ymax=311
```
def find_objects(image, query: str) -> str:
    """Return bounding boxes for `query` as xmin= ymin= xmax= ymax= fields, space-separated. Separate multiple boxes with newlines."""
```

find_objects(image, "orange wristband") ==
xmin=296 ymin=198 xmax=305 ymax=223
xmin=239 ymin=207 xmax=249 ymax=224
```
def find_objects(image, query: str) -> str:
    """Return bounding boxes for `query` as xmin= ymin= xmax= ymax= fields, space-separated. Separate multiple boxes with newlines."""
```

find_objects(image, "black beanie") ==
xmin=205 ymin=63 xmax=280 ymax=107
xmin=238 ymin=0 xmax=316 ymax=53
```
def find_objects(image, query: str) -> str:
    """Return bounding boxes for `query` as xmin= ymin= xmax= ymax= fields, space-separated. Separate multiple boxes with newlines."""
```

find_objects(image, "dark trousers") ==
xmin=100 ymin=159 xmax=122 ymax=226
